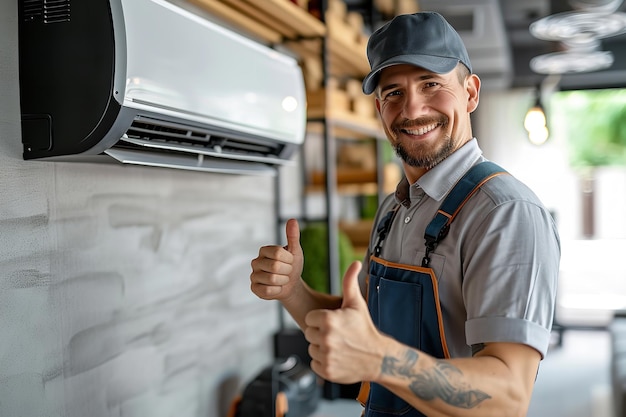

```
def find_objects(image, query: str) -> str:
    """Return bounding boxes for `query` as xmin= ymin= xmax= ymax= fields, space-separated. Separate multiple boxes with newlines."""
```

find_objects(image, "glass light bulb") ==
xmin=528 ymin=126 xmax=550 ymax=145
xmin=524 ymin=107 xmax=547 ymax=132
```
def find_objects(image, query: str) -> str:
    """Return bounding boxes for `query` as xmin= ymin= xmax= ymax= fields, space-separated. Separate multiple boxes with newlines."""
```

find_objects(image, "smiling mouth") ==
xmin=401 ymin=122 xmax=441 ymax=136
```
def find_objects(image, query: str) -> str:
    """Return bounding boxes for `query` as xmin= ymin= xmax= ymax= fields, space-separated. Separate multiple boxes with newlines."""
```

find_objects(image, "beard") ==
xmin=391 ymin=118 xmax=455 ymax=170
xmin=394 ymin=137 xmax=454 ymax=170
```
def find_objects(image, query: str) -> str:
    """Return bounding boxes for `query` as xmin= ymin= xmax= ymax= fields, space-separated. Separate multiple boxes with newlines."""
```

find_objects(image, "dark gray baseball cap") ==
xmin=362 ymin=12 xmax=472 ymax=95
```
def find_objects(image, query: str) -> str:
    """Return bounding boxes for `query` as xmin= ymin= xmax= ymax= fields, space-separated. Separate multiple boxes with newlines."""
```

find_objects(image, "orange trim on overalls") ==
xmin=443 ymin=172 xmax=504 ymax=225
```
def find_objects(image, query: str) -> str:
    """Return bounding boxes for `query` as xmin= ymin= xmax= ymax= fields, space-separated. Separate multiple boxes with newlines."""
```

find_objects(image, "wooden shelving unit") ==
xmin=185 ymin=0 xmax=407 ymax=294
xmin=186 ymin=0 xmax=420 ymax=402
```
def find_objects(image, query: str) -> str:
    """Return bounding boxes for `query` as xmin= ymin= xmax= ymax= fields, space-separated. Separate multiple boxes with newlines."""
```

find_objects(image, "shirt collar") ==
xmin=394 ymin=138 xmax=484 ymax=206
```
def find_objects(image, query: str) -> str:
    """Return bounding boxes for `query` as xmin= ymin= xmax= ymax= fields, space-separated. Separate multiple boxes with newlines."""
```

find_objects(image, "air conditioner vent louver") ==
xmin=21 ymin=0 xmax=71 ymax=24
xmin=119 ymin=117 xmax=287 ymax=164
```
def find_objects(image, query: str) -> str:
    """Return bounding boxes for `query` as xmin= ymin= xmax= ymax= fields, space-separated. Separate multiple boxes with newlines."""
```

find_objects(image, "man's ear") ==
xmin=466 ymin=74 xmax=481 ymax=113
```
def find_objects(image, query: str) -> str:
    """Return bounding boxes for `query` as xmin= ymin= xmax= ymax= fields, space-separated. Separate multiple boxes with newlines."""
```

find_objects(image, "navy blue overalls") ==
xmin=358 ymin=161 xmax=507 ymax=417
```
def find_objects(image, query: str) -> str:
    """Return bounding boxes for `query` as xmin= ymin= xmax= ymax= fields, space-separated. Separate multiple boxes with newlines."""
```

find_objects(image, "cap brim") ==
xmin=362 ymin=54 xmax=460 ymax=95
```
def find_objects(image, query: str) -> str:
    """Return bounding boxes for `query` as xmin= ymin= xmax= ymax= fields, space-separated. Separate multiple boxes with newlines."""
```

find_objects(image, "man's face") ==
xmin=375 ymin=64 xmax=479 ymax=172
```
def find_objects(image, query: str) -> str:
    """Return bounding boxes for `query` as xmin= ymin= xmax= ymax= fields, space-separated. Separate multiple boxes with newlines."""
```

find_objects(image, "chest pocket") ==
xmin=368 ymin=257 xmax=449 ymax=358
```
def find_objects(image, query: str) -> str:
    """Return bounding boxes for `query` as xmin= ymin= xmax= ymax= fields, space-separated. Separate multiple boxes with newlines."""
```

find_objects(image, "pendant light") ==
xmin=524 ymin=87 xmax=549 ymax=145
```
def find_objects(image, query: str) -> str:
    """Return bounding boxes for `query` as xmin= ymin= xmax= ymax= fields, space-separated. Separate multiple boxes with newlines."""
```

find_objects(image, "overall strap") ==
xmin=373 ymin=204 xmax=401 ymax=257
xmin=422 ymin=161 xmax=508 ymax=267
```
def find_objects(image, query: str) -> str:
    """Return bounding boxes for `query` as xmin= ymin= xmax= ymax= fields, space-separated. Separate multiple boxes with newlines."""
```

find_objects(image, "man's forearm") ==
xmin=373 ymin=339 xmax=539 ymax=417
xmin=382 ymin=349 xmax=491 ymax=411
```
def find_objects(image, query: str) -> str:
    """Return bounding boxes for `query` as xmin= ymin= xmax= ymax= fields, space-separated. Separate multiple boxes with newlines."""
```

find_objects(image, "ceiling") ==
xmin=348 ymin=0 xmax=626 ymax=91
xmin=498 ymin=0 xmax=626 ymax=91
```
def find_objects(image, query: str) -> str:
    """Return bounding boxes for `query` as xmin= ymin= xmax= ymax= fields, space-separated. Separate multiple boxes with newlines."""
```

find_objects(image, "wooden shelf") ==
xmin=187 ymin=0 xmax=369 ymax=79
xmin=306 ymin=84 xmax=384 ymax=140
xmin=340 ymin=219 xmax=374 ymax=255
xmin=311 ymin=167 xmax=377 ymax=185
xmin=284 ymin=33 xmax=369 ymax=79
xmin=307 ymin=168 xmax=379 ymax=195
xmin=306 ymin=182 xmax=380 ymax=196
xmin=187 ymin=0 xmax=325 ymax=44
xmin=307 ymin=163 xmax=400 ymax=196
xmin=306 ymin=117 xmax=383 ymax=141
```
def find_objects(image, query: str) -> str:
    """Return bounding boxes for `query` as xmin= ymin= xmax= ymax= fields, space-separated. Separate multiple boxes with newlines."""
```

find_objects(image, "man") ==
xmin=250 ymin=12 xmax=560 ymax=417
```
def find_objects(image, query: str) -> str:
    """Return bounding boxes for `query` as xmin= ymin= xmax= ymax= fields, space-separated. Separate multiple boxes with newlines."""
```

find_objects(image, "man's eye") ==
xmin=424 ymin=82 xmax=439 ymax=88
xmin=384 ymin=90 xmax=402 ymax=99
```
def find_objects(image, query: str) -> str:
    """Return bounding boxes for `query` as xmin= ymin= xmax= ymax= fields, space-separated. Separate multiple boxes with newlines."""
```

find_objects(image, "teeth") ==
xmin=404 ymin=123 xmax=438 ymax=136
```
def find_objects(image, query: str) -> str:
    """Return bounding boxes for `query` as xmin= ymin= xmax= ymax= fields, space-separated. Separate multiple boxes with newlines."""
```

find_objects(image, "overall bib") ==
xmin=359 ymin=161 xmax=506 ymax=417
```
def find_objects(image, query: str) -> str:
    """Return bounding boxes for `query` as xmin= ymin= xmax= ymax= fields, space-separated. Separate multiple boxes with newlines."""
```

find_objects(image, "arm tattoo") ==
xmin=381 ymin=350 xmax=491 ymax=409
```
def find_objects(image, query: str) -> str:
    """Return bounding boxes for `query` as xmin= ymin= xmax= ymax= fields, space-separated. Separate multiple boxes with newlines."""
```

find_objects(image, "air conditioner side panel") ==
xmin=18 ymin=0 xmax=126 ymax=159
xmin=120 ymin=0 xmax=307 ymax=148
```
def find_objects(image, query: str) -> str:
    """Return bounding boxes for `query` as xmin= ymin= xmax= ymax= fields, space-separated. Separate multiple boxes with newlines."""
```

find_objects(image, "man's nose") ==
xmin=401 ymin=90 xmax=429 ymax=119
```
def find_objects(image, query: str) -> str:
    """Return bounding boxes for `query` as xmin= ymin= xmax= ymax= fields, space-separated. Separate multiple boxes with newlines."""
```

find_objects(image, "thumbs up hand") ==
xmin=250 ymin=218 xmax=304 ymax=301
xmin=340 ymin=260 xmax=369 ymax=311
xmin=304 ymin=261 xmax=384 ymax=384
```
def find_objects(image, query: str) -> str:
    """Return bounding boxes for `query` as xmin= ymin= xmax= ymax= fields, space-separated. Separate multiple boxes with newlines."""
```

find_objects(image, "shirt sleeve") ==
xmin=462 ymin=195 xmax=561 ymax=359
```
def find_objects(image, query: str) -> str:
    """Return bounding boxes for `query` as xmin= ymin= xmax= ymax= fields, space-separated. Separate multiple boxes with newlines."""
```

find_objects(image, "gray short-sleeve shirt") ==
xmin=358 ymin=139 xmax=560 ymax=359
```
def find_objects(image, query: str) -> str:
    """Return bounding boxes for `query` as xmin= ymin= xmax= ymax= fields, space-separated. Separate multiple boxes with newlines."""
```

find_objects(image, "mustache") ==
xmin=391 ymin=116 xmax=448 ymax=133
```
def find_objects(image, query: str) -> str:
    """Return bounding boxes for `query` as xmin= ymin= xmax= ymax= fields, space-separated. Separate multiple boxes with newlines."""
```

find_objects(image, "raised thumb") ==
xmin=284 ymin=218 xmax=302 ymax=255
xmin=341 ymin=261 xmax=365 ymax=309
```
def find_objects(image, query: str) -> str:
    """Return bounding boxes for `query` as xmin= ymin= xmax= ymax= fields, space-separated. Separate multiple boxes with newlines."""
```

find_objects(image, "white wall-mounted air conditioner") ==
xmin=18 ymin=0 xmax=306 ymax=176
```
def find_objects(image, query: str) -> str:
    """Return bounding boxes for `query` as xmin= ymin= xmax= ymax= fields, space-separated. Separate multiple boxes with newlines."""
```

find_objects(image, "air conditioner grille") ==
xmin=21 ymin=0 xmax=71 ymax=24
xmin=125 ymin=118 xmax=285 ymax=159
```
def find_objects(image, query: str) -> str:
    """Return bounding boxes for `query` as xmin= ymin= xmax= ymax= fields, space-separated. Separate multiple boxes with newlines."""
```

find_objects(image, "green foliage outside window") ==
xmin=554 ymin=89 xmax=626 ymax=167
